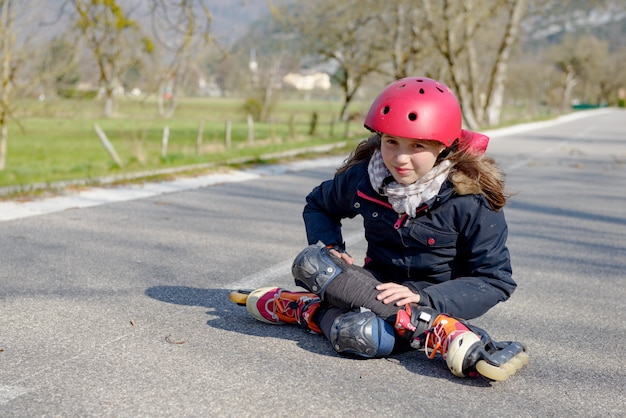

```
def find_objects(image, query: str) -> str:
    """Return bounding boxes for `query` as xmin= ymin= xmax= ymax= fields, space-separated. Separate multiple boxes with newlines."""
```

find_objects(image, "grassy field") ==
xmin=1 ymin=96 xmax=367 ymax=197
xmin=1 ymin=95 xmax=560 ymax=199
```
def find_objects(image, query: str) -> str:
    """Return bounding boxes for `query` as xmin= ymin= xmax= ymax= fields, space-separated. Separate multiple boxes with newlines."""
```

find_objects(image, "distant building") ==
xmin=282 ymin=71 xmax=331 ymax=91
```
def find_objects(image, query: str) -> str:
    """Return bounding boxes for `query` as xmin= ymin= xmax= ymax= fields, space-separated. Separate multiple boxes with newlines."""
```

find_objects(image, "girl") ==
xmin=231 ymin=77 xmax=527 ymax=380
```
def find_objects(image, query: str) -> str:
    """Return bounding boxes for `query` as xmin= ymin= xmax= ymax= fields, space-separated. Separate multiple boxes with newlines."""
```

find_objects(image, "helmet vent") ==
xmin=408 ymin=112 xmax=417 ymax=121
xmin=419 ymin=88 xmax=425 ymax=94
xmin=382 ymin=106 xmax=390 ymax=114
xmin=436 ymin=87 xmax=444 ymax=93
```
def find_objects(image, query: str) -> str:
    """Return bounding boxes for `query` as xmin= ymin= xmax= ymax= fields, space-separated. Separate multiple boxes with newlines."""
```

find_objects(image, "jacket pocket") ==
xmin=406 ymin=223 xmax=458 ymax=260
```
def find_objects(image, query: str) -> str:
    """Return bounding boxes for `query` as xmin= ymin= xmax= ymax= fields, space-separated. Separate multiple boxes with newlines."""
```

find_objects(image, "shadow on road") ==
xmin=145 ymin=285 xmax=491 ymax=387
xmin=145 ymin=285 xmax=329 ymax=347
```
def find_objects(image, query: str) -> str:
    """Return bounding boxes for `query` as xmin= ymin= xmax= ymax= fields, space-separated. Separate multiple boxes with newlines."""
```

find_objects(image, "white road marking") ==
xmin=229 ymin=231 xmax=365 ymax=290
xmin=0 ymin=385 xmax=30 ymax=405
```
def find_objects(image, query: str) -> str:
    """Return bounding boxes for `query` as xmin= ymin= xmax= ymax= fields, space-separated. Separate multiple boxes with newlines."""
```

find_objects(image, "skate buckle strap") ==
xmin=394 ymin=309 xmax=416 ymax=335
xmin=395 ymin=304 xmax=436 ymax=349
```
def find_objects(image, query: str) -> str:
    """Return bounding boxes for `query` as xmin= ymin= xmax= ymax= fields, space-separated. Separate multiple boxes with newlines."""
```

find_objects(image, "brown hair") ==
xmin=337 ymin=133 xmax=509 ymax=211
xmin=337 ymin=133 xmax=381 ymax=174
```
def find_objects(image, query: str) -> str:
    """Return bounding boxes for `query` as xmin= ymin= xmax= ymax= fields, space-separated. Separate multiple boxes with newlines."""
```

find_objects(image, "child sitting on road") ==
xmin=231 ymin=77 xmax=528 ymax=380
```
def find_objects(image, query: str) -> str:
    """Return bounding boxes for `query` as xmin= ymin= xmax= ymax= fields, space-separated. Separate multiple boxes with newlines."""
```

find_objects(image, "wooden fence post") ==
xmin=309 ymin=112 xmax=318 ymax=136
xmin=93 ymin=124 xmax=123 ymax=167
xmin=247 ymin=114 xmax=254 ymax=144
xmin=196 ymin=121 xmax=204 ymax=155
xmin=225 ymin=119 xmax=232 ymax=149
xmin=161 ymin=125 xmax=169 ymax=158
xmin=289 ymin=115 xmax=295 ymax=140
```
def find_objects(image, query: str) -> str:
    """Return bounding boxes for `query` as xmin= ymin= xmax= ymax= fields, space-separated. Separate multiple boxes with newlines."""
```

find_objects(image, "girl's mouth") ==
xmin=394 ymin=167 xmax=412 ymax=176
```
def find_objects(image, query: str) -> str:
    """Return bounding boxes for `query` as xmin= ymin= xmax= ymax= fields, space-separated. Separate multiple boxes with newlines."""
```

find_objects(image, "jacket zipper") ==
xmin=394 ymin=213 xmax=407 ymax=229
xmin=357 ymin=189 xmax=430 ymax=279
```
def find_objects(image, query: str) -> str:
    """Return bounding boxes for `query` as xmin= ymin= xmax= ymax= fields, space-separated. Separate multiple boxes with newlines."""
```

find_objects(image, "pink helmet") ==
xmin=364 ymin=77 xmax=462 ymax=147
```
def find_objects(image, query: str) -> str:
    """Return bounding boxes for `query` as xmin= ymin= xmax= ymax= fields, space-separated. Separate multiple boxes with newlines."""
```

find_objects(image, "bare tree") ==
xmin=377 ymin=0 xmax=426 ymax=80
xmin=422 ymin=0 xmax=527 ymax=129
xmin=68 ymin=0 xmax=150 ymax=117
xmin=147 ymin=0 xmax=213 ymax=118
xmin=0 ymin=0 xmax=44 ymax=171
xmin=271 ymin=0 xmax=388 ymax=121
xmin=271 ymin=0 xmax=529 ymax=127
xmin=34 ymin=35 xmax=80 ymax=99
xmin=552 ymin=34 xmax=615 ymax=110
xmin=0 ymin=0 xmax=16 ymax=170
xmin=515 ymin=0 xmax=626 ymax=110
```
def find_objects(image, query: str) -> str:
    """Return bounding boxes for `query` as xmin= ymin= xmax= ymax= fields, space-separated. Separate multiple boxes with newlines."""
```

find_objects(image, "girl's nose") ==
xmin=395 ymin=152 xmax=410 ymax=164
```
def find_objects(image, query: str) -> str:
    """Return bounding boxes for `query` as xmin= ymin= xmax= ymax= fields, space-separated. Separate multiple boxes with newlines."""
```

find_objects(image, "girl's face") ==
xmin=380 ymin=134 xmax=446 ymax=185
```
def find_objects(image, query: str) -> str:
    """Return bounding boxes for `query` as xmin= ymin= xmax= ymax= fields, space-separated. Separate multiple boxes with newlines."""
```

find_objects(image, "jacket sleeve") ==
xmin=416 ymin=199 xmax=517 ymax=319
xmin=302 ymin=166 xmax=361 ymax=248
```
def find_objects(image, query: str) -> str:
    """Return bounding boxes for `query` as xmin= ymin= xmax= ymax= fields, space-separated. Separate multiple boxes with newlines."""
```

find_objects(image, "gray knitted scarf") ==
xmin=367 ymin=150 xmax=451 ymax=217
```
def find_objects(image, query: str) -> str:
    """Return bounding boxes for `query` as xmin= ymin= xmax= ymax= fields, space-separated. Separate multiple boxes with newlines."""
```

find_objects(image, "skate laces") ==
xmin=270 ymin=290 xmax=299 ymax=322
xmin=424 ymin=316 xmax=471 ymax=360
xmin=272 ymin=290 xmax=321 ymax=333
xmin=257 ymin=290 xmax=297 ymax=322
xmin=424 ymin=320 xmax=450 ymax=359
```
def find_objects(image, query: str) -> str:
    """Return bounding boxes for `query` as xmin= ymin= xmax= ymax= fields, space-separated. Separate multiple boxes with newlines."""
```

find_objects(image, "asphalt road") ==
xmin=1 ymin=108 xmax=625 ymax=417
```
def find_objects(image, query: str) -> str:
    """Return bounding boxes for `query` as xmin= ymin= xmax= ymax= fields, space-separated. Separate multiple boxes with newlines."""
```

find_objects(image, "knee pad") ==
xmin=292 ymin=241 xmax=343 ymax=297
xmin=329 ymin=310 xmax=395 ymax=359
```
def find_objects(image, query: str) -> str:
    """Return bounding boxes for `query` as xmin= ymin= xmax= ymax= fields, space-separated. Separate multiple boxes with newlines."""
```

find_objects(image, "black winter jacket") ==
xmin=303 ymin=160 xmax=516 ymax=319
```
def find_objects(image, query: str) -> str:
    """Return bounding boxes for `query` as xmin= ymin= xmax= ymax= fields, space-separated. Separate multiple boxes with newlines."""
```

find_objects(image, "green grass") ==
xmin=1 ymin=95 xmax=569 ymax=198
xmin=1 ymin=96 xmax=366 ymax=196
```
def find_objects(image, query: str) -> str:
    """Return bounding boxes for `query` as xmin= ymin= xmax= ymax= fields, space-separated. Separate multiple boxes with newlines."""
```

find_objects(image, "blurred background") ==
xmin=1 ymin=0 xmax=623 ymax=191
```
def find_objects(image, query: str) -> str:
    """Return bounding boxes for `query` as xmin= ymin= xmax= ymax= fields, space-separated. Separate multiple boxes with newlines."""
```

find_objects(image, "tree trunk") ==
xmin=484 ymin=0 xmax=527 ymax=126
xmin=339 ymin=73 xmax=359 ymax=122
xmin=457 ymin=80 xmax=481 ymax=130
xmin=426 ymin=0 xmax=526 ymax=129
xmin=260 ymin=58 xmax=281 ymax=122
xmin=391 ymin=2 xmax=407 ymax=79
xmin=339 ymin=101 xmax=350 ymax=123
xmin=0 ymin=0 xmax=14 ymax=171
xmin=104 ymin=92 xmax=114 ymax=118
xmin=0 ymin=125 xmax=7 ymax=171
xmin=562 ymin=66 xmax=577 ymax=112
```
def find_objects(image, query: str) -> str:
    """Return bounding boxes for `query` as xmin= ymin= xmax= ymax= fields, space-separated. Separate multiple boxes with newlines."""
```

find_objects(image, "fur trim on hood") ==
xmin=448 ymin=155 xmax=507 ymax=211
xmin=451 ymin=169 xmax=482 ymax=196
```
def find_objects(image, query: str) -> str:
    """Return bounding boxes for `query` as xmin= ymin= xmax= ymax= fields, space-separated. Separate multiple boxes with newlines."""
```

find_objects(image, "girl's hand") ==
xmin=375 ymin=282 xmax=421 ymax=306
xmin=329 ymin=249 xmax=354 ymax=265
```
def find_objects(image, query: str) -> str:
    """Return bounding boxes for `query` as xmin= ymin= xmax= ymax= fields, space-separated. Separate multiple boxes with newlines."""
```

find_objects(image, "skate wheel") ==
xmin=501 ymin=361 xmax=518 ymax=375
xmin=517 ymin=351 xmax=530 ymax=365
xmin=476 ymin=350 xmax=529 ymax=381
xmin=229 ymin=289 xmax=251 ymax=306
xmin=509 ymin=352 xmax=530 ymax=368
xmin=475 ymin=360 xmax=511 ymax=381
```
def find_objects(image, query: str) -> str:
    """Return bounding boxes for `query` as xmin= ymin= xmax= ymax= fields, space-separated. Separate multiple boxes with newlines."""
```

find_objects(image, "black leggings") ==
xmin=311 ymin=257 xmax=412 ymax=353
xmin=323 ymin=261 xmax=400 ymax=322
